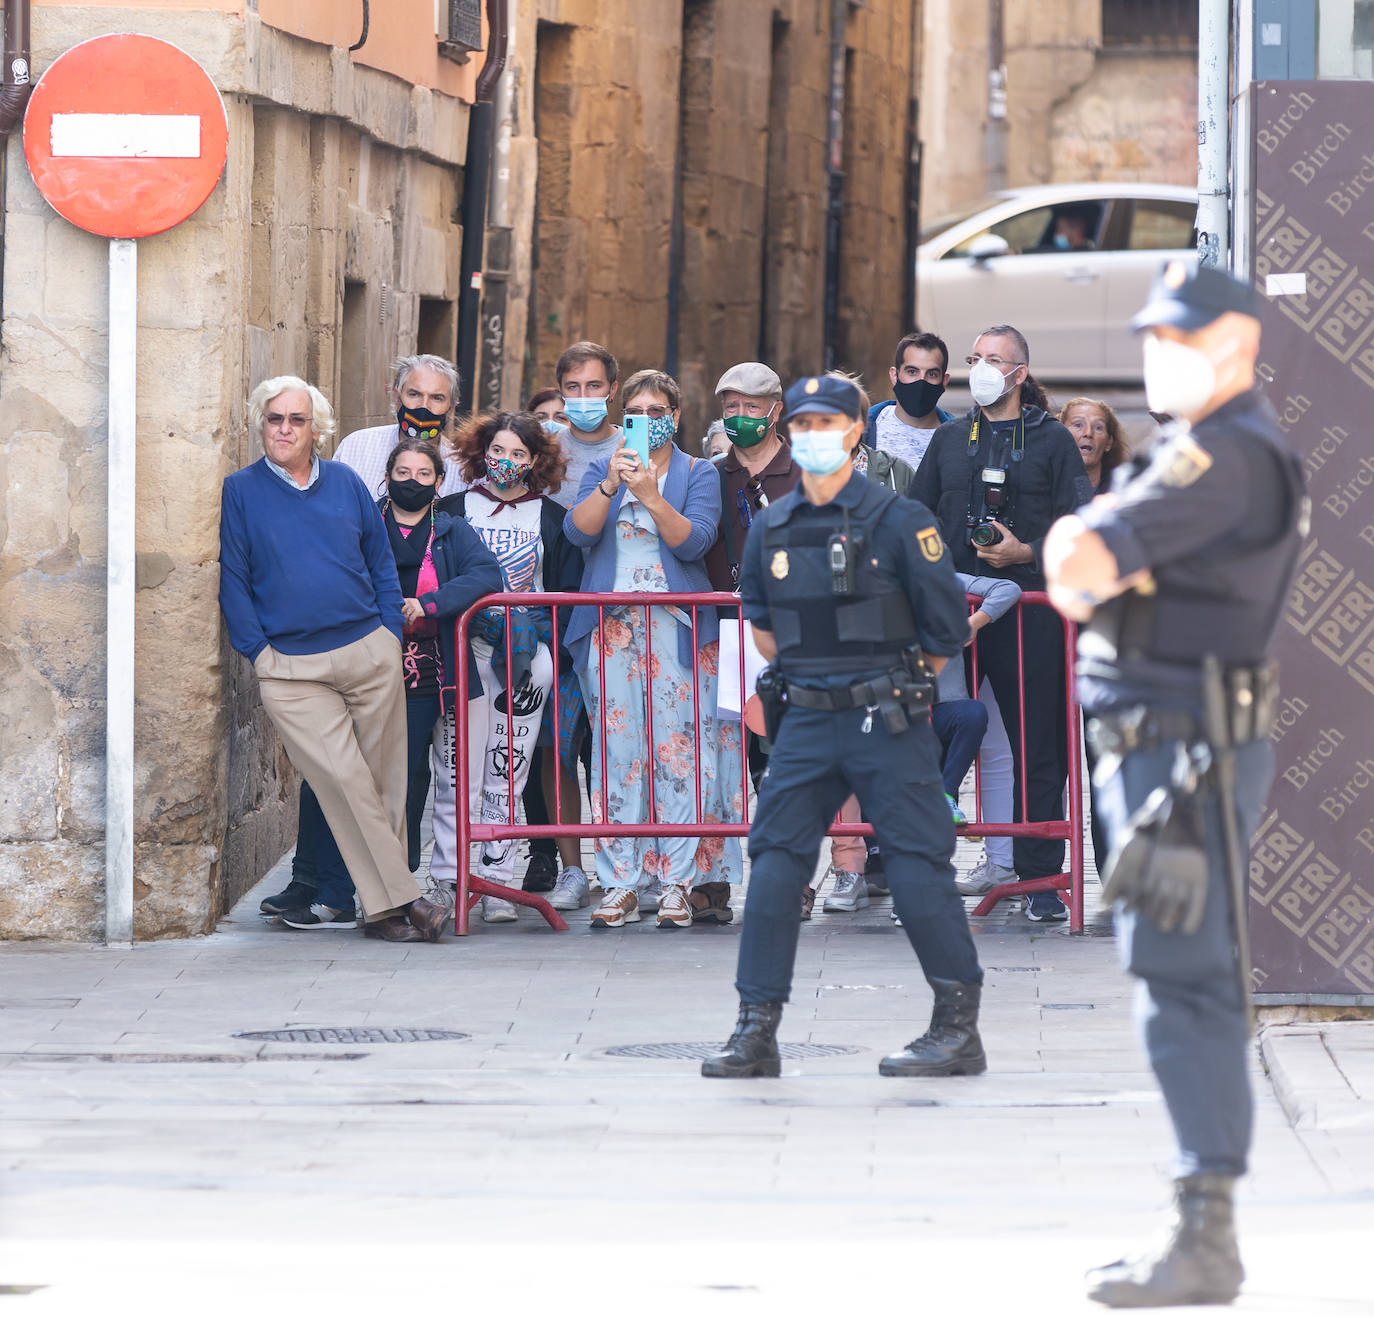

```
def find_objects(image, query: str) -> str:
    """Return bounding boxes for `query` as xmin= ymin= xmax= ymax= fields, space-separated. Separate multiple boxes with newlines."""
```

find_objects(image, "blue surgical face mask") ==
xmin=1052 ymin=233 xmax=1070 ymax=250
xmin=540 ymin=418 xmax=564 ymax=436
xmin=563 ymin=397 xmax=608 ymax=431
xmin=789 ymin=429 xmax=852 ymax=476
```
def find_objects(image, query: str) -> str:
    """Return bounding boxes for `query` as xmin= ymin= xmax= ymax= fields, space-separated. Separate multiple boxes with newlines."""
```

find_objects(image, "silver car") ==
xmin=916 ymin=183 xmax=1198 ymax=382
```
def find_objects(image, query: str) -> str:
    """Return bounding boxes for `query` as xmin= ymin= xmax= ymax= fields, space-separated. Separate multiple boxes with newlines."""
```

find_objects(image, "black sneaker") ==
xmin=259 ymin=880 xmax=316 ymax=919
xmin=1025 ymin=892 xmax=1068 ymax=923
xmin=863 ymin=851 xmax=889 ymax=896
xmin=279 ymin=903 xmax=358 ymax=930
xmin=521 ymin=850 xmax=558 ymax=895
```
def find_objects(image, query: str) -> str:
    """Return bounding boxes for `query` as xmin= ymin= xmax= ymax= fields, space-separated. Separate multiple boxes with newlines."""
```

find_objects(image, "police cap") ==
xmin=1129 ymin=258 xmax=1260 ymax=333
xmin=782 ymin=374 xmax=862 ymax=421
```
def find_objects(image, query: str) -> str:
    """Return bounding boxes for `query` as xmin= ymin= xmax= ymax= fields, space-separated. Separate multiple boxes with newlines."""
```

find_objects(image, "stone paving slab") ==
xmin=2 ymin=837 xmax=1373 ymax=1326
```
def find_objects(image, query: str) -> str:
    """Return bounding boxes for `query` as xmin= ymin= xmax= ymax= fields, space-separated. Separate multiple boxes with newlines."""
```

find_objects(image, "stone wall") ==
xmin=920 ymin=0 xmax=1195 ymax=219
xmin=0 ymin=6 xmax=469 ymax=939
xmin=494 ymin=0 xmax=922 ymax=446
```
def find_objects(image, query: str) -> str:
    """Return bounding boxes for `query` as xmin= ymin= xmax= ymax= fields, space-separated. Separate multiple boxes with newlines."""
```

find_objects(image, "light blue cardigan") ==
xmin=562 ymin=446 xmax=722 ymax=674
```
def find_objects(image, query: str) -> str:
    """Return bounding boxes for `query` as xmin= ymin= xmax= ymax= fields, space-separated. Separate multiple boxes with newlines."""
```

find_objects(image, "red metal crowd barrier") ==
xmin=446 ymin=589 xmax=1085 ymax=935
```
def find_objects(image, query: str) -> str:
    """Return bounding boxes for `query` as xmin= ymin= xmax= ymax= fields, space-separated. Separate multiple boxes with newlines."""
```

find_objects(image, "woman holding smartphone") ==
xmin=565 ymin=370 xmax=741 ymax=930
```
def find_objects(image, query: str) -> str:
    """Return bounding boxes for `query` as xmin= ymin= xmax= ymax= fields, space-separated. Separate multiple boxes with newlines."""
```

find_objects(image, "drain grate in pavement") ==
xmin=604 ymin=1042 xmax=860 ymax=1060
xmin=233 ymin=1027 xmax=469 ymax=1044
xmin=987 ymin=965 xmax=1041 ymax=972
xmin=1042 ymin=1003 xmax=1094 ymax=1011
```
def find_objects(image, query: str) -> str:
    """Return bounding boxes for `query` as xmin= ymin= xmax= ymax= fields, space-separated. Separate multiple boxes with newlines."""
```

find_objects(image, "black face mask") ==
xmin=387 ymin=477 xmax=437 ymax=511
xmin=396 ymin=405 xmax=448 ymax=439
xmin=893 ymin=377 xmax=946 ymax=420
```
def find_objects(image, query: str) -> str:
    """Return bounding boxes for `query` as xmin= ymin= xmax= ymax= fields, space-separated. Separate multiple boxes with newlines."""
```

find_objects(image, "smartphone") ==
xmin=623 ymin=414 xmax=651 ymax=467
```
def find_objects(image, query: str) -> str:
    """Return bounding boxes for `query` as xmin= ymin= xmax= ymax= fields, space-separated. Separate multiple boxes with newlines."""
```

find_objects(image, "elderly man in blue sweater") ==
xmin=218 ymin=376 xmax=443 ymax=943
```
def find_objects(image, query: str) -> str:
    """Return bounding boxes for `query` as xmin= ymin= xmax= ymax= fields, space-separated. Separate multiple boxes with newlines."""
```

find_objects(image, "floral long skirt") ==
xmin=580 ymin=604 xmax=744 ymax=893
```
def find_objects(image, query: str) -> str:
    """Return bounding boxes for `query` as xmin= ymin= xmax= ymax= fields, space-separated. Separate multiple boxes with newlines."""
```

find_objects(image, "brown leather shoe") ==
xmin=407 ymin=896 xmax=451 ymax=943
xmin=362 ymin=913 xmax=424 ymax=943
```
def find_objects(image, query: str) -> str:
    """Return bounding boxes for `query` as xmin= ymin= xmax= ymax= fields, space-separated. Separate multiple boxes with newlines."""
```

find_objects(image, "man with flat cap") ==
xmin=702 ymin=373 xmax=986 ymax=1080
xmin=1045 ymin=259 xmax=1307 ymax=1307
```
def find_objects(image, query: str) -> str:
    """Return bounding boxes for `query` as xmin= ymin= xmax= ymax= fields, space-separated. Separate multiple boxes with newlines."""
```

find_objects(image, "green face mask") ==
xmin=723 ymin=412 xmax=773 ymax=449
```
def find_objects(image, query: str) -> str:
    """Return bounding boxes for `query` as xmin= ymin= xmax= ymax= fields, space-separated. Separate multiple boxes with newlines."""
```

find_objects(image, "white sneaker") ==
xmin=655 ymin=884 xmax=693 ymax=929
xmin=549 ymin=866 xmax=590 ymax=910
xmin=955 ymin=858 xmax=1016 ymax=897
xmin=480 ymin=894 xmax=518 ymax=923
xmin=591 ymin=886 xmax=640 ymax=929
xmin=823 ymin=869 xmax=870 ymax=912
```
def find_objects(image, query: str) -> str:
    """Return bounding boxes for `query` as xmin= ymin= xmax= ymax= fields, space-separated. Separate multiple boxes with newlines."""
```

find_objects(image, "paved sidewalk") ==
xmin=2 ymin=842 xmax=1372 ymax=1330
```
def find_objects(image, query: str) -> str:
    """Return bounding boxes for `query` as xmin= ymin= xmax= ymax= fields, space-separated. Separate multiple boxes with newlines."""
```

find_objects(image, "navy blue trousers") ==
xmin=1093 ymin=737 xmax=1273 ymax=1178
xmin=736 ymin=705 xmax=983 ymax=1004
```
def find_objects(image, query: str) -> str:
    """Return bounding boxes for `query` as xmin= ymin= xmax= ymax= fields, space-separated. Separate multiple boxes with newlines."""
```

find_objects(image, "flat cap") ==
xmin=782 ymin=374 xmax=862 ymax=421
xmin=715 ymin=361 xmax=782 ymax=398
xmin=1130 ymin=258 xmax=1260 ymax=333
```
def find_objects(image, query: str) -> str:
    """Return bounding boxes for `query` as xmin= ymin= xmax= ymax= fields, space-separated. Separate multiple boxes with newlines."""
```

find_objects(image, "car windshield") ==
xmin=918 ymin=194 xmax=1012 ymax=242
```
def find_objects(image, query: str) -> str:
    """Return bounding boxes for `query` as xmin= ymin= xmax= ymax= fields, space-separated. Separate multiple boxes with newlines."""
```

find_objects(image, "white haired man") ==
xmin=334 ymin=354 xmax=468 ymax=499
xmin=219 ymin=375 xmax=445 ymax=943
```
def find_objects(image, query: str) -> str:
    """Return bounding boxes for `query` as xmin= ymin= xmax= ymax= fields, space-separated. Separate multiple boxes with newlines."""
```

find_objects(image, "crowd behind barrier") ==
xmin=448 ymin=589 xmax=1085 ymax=936
xmin=227 ymin=331 xmax=1117 ymax=945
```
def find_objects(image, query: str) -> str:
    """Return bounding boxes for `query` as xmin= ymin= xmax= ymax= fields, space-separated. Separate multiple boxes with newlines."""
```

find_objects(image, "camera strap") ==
xmin=965 ymin=411 xmax=1025 ymax=529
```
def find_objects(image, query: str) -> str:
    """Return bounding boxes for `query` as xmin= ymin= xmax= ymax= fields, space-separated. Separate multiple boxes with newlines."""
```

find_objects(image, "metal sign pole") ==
xmin=105 ymin=236 xmax=137 ymax=947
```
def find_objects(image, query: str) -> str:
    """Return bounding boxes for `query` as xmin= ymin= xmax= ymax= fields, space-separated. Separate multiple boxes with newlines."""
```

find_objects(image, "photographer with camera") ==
xmin=908 ymin=325 xmax=1091 ymax=921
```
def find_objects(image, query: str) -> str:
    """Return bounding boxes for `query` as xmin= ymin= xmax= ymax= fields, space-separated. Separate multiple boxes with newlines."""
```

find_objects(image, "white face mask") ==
xmin=1142 ymin=334 xmax=1217 ymax=421
xmin=968 ymin=357 xmax=1014 ymax=407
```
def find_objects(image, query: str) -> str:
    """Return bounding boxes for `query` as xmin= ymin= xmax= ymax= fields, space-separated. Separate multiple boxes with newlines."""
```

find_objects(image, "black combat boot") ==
xmin=1087 ymin=1174 xmax=1244 ymax=1308
xmin=700 ymin=1003 xmax=783 ymax=1078
xmin=878 ymin=977 xmax=987 ymax=1076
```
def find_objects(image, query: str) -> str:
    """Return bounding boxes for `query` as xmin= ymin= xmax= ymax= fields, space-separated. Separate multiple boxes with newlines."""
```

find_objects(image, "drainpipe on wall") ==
xmin=1196 ymin=0 xmax=1230 ymax=269
xmin=821 ymin=0 xmax=846 ymax=371
xmin=476 ymin=12 xmax=515 ymax=411
xmin=0 ymin=0 xmax=33 ymax=136
xmin=984 ymin=0 xmax=1007 ymax=193
xmin=456 ymin=0 xmax=509 ymax=417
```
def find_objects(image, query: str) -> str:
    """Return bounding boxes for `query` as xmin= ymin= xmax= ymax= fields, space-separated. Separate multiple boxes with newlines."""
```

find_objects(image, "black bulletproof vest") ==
xmin=760 ymin=486 xmax=917 ymax=676
xmin=1085 ymin=404 xmax=1306 ymax=668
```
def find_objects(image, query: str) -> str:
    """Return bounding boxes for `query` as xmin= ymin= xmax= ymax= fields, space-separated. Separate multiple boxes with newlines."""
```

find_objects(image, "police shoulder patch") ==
xmin=916 ymin=526 xmax=944 ymax=562
xmin=770 ymin=549 xmax=790 ymax=579
xmin=1157 ymin=435 xmax=1213 ymax=488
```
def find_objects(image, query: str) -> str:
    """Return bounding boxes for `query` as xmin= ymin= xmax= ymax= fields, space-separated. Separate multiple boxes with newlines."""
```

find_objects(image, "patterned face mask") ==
xmin=485 ymin=453 xmax=531 ymax=489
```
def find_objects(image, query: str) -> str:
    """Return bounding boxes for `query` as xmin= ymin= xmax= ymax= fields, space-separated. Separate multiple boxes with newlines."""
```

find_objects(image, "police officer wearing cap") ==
xmin=1045 ymin=260 xmax=1307 ymax=1308
xmin=701 ymin=374 xmax=986 ymax=1080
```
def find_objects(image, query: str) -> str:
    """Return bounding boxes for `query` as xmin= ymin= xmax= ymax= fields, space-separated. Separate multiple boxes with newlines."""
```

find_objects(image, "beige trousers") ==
xmin=255 ymin=626 xmax=414 ymax=921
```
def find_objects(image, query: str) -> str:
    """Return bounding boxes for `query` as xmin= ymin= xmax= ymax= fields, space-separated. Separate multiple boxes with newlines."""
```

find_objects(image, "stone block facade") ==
xmin=0 ymin=4 xmax=471 ymax=938
xmin=919 ymin=0 xmax=1196 ymax=218
xmin=488 ymin=0 xmax=924 ymax=447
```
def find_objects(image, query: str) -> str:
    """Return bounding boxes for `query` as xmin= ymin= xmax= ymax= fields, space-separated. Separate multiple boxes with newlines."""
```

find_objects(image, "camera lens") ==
xmin=970 ymin=522 xmax=998 ymax=547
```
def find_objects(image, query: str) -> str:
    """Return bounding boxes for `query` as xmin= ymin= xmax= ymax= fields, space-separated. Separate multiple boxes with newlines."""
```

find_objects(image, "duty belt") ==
xmin=785 ymin=671 xmax=932 ymax=716
xmin=1086 ymin=664 xmax=1278 ymax=758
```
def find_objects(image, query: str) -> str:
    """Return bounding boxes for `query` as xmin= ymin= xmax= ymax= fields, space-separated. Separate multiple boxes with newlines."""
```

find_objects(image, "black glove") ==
xmin=1100 ymin=747 xmax=1211 ymax=935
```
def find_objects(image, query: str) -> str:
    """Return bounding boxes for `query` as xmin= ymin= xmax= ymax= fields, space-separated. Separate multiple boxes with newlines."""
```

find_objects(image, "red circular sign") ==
xmin=23 ymin=34 xmax=229 ymax=239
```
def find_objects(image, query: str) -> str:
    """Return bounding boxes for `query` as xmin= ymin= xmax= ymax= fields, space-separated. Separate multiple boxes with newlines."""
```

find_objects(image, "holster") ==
xmin=756 ymin=666 xmax=788 ymax=746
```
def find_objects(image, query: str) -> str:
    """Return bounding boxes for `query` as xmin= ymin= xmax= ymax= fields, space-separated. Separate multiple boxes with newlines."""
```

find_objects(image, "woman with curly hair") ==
xmin=429 ymin=411 xmax=586 ymax=923
xmin=1059 ymin=397 xmax=1131 ymax=495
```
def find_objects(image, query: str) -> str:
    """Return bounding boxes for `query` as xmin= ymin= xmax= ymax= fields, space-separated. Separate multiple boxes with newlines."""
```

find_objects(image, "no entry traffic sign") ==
xmin=23 ymin=33 xmax=228 ymax=238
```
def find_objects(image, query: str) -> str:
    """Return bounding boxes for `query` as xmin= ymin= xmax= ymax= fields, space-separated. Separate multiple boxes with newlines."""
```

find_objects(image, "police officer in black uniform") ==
xmin=701 ymin=375 xmax=986 ymax=1080
xmin=1045 ymin=261 xmax=1307 ymax=1308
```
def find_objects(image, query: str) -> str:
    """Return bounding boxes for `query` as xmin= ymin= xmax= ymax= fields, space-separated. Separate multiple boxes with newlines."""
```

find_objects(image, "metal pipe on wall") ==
xmin=0 ymin=0 xmax=34 ymax=135
xmin=821 ymin=0 xmax=846 ymax=371
xmin=1197 ymin=0 xmax=1231 ymax=269
xmin=456 ymin=0 xmax=510 ymax=416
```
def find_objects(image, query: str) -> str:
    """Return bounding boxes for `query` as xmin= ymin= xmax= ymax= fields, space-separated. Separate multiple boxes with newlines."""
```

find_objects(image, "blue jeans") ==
xmin=933 ymin=698 xmax=987 ymax=797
